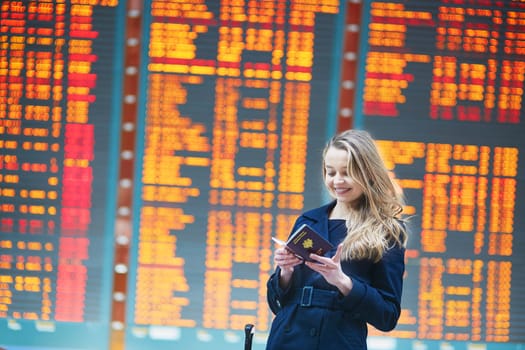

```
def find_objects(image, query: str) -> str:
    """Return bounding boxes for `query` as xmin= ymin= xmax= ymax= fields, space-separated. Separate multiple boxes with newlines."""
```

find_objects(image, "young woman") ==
xmin=266 ymin=129 xmax=408 ymax=350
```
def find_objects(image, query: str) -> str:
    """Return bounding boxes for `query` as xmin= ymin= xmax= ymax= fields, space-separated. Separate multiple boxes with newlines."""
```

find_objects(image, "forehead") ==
xmin=324 ymin=147 xmax=349 ymax=167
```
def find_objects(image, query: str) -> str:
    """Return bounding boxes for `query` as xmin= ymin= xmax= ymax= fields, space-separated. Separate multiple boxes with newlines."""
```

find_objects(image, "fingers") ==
xmin=274 ymin=248 xmax=301 ymax=268
xmin=306 ymin=253 xmax=329 ymax=265
xmin=308 ymin=244 xmax=343 ymax=265
xmin=333 ymin=244 xmax=343 ymax=263
xmin=305 ymin=251 xmax=339 ymax=273
xmin=303 ymin=246 xmax=349 ymax=291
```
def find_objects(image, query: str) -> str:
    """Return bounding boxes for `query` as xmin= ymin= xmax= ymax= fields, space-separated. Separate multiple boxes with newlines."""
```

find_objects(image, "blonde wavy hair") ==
xmin=323 ymin=129 xmax=408 ymax=262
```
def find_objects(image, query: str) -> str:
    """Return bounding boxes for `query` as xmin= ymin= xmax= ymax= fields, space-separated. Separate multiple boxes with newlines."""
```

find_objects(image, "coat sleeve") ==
xmin=266 ymin=219 xmax=306 ymax=315
xmin=339 ymin=245 xmax=405 ymax=331
xmin=267 ymin=267 xmax=294 ymax=314
xmin=266 ymin=268 xmax=282 ymax=314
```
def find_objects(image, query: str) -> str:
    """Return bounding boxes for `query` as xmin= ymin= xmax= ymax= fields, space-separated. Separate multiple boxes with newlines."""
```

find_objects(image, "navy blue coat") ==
xmin=266 ymin=201 xmax=405 ymax=350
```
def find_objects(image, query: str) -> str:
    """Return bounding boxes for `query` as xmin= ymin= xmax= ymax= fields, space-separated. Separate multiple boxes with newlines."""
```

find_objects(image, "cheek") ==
xmin=355 ymin=185 xmax=365 ymax=197
xmin=348 ymin=178 xmax=361 ymax=189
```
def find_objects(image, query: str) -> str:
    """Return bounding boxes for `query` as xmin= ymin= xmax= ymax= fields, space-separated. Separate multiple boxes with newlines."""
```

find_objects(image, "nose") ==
xmin=334 ymin=174 xmax=345 ymax=183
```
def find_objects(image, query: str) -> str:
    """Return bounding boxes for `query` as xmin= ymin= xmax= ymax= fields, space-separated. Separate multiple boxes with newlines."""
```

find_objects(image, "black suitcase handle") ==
xmin=244 ymin=323 xmax=255 ymax=350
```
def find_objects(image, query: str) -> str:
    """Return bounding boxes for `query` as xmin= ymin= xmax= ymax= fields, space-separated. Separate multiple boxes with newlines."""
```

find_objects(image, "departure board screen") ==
xmin=3 ymin=1 xmax=525 ymax=350
xmin=355 ymin=1 xmax=525 ymax=350
xmin=125 ymin=1 xmax=344 ymax=349
xmin=0 ymin=1 xmax=124 ymax=349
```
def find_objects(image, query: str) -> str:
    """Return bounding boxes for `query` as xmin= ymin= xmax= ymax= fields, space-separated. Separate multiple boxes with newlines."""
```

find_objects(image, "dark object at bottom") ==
xmin=244 ymin=323 xmax=255 ymax=350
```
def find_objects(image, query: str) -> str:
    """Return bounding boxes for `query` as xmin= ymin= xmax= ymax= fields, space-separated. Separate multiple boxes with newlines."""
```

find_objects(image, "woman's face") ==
xmin=324 ymin=146 xmax=364 ymax=207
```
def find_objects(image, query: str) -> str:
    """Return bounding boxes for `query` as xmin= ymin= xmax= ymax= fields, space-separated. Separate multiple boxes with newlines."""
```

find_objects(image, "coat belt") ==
xmin=288 ymin=286 xmax=339 ymax=309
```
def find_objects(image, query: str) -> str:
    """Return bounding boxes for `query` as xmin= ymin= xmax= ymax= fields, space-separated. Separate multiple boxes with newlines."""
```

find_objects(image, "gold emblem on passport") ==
xmin=302 ymin=238 xmax=314 ymax=249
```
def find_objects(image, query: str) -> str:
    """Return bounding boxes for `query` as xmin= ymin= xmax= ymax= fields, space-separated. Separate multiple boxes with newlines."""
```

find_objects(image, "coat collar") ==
xmin=300 ymin=200 xmax=340 ymax=242
xmin=302 ymin=200 xmax=337 ymax=223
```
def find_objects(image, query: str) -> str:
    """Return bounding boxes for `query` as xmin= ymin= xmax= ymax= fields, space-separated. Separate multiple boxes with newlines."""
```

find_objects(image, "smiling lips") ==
xmin=334 ymin=187 xmax=351 ymax=195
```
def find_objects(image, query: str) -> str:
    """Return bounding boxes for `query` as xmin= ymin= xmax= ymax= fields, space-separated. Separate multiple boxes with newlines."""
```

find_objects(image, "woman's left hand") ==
xmin=305 ymin=244 xmax=353 ymax=296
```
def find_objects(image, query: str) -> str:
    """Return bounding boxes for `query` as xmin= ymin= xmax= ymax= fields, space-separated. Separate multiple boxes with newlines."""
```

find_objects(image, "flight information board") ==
xmin=0 ymin=1 xmax=124 ymax=349
xmin=125 ymin=0 xmax=344 ymax=349
xmin=355 ymin=1 xmax=525 ymax=349
xmin=2 ymin=1 xmax=525 ymax=350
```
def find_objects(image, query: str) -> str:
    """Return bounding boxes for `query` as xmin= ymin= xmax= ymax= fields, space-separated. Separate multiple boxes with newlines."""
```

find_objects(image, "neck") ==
xmin=330 ymin=203 xmax=351 ymax=219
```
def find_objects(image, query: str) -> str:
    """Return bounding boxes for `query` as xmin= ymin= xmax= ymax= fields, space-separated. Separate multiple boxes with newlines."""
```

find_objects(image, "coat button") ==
xmin=309 ymin=328 xmax=317 ymax=336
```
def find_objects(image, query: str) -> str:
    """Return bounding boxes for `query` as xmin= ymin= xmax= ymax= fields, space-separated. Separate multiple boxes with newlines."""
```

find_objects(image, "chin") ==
xmin=336 ymin=196 xmax=360 ymax=206
xmin=335 ymin=196 xmax=352 ymax=203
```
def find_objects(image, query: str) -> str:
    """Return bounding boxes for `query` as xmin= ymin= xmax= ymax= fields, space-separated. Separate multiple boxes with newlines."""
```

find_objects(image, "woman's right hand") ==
xmin=274 ymin=247 xmax=302 ymax=288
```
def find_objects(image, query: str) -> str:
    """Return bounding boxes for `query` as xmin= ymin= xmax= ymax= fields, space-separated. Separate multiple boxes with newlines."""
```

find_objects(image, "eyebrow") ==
xmin=324 ymin=165 xmax=346 ymax=171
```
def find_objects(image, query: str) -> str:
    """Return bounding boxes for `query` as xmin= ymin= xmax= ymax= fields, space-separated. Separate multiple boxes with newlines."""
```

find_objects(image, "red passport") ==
xmin=272 ymin=224 xmax=334 ymax=262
